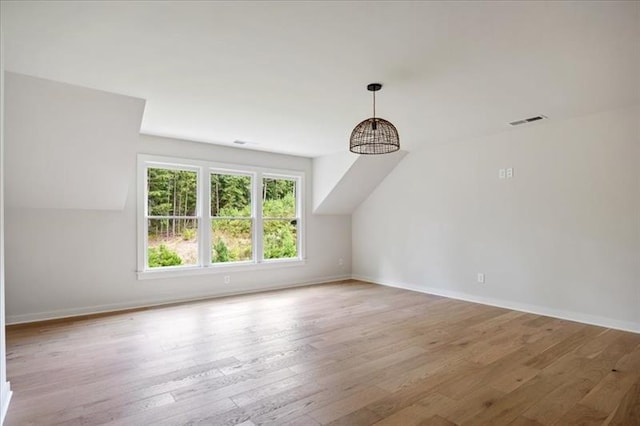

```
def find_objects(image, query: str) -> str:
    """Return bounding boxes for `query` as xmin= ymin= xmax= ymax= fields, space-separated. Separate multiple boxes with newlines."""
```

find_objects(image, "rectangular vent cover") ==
xmin=509 ymin=115 xmax=547 ymax=126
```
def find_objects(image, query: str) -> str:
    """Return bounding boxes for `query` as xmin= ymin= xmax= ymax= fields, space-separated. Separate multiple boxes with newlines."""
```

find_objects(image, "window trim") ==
xmin=210 ymin=169 xmax=255 ymax=265
xmin=137 ymin=154 xmax=306 ymax=280
xmin=260 ymin=174 xmax=302 ymax=262
xmin=142 ymin=163 xmax=201 ymax=271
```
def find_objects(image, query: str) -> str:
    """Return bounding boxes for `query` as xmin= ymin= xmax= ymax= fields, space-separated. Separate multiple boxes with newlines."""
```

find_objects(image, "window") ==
xmin=138 ymin=155 xmax=304 ymax=278
xmin=211 ymin=173 xmax=253 ymax=263
xmin=146 ymin=166 xmax=199 ymax=268
xmin=262 ymin=177 xmax=298 ymax=260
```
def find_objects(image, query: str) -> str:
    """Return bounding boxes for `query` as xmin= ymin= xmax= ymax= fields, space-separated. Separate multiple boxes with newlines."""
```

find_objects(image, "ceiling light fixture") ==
xmin=349 ymin=83 xmax=400 ymax=155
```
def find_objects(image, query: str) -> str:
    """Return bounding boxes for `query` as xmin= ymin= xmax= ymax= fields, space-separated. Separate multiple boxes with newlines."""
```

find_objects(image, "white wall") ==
xmin=313 ymin=150 xmax=407 ymax=215
xmin=4 ymin=73 xmax=351 ymax=323
xmin=353 ymin=105 xmax=640 ymax=333
xmin=313 ymin=151 xmax=357 ymax=212
xmin=1 ymin=32 xmax=14 ymax=425
xmin=5 ymin=74 xmax=141 ymax=211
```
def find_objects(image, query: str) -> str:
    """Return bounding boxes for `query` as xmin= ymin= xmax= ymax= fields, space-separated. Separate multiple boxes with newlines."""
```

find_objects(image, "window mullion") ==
xmin=140 ymin=165 xmax=149 ymax=271
xmin=255 ymin=171 xmax=263 ymax=263
xmin=296 ymin=176 xmax=303 ymax=261
xmin=296 ymin=177 xmax=307 ymax=259
xmin=201 ymin=168 xmax=211 ymax=267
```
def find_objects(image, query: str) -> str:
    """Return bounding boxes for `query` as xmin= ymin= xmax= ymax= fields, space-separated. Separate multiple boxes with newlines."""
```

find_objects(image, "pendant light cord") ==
xmin=372 ymin=90 xmax=376 ymax=120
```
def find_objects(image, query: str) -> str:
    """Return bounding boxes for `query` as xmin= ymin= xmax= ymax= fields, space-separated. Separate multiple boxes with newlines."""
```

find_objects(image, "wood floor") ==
xmin=5 ymin=280 xmax=640 ymax=426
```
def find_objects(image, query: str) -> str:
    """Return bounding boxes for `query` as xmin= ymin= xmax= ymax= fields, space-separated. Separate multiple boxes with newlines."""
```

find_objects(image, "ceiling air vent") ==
xmin=233 ymin=140 xmax=258 ymax=146
xmin=509 ymin=115 xmax=547 ymax=126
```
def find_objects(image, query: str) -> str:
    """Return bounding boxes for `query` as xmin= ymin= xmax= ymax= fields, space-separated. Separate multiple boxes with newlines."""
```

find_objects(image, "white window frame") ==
xmin=210 ymin=168 xmax=255 ymax=266
xmin=137 ymin=154 xmax=306 ymax=280
xmin=140 ymin=161 xmax=202 ymax=272
xmin=260 ymin=173 xmax=302 ymax=263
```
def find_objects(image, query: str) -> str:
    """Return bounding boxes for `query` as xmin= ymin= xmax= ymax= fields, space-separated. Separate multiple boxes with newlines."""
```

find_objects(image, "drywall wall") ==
xmin=353 ymin=105 xmax=640 ymax=332
xmin=5 ymin=74 xmax=142 ymax=211
xmin=313 ymin=151 xmax=358 ymax=212
xmin=313 ymin=150 xmax=408 ymax=215
xmin=1 ymin=36 xmax=14 ymax=425
xmin=3 ymin=73 xmax=351 ymax=323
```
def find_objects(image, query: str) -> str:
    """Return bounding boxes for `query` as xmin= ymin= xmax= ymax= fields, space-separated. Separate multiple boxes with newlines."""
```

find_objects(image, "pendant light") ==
xmin=349 ymin=83 xmax=400 ymax=154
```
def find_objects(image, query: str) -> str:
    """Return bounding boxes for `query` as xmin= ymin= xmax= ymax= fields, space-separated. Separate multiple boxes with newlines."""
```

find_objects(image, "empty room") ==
xmin=0 ymin=1 xmax=639 ymax=425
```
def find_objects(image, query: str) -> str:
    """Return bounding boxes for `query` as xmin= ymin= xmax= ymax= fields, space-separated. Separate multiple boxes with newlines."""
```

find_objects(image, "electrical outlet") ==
xmin=499 ymin=169 xmax=506 ymax=179
xmin=224 ymin=275 xmax=231 ymax=284
xmin=338 ymin=258 xmax=344 ymax=266
xmin=477 ymin=273 xmax=485 ymax=284
xmin=506 ymin=168 xmax=514 ymax=178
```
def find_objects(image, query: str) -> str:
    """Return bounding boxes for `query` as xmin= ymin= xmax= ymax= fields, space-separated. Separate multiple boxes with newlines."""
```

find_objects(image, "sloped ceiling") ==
xmin=4 ymin=73 xmax=145 ymax=211
xmin=2 ymin=1 xmax=639 ymax=157
xmin=313 ymin=151 xmax=407 ymax=214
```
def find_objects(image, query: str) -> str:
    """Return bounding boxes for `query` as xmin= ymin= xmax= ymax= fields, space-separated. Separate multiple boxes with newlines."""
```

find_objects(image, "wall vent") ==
xmin=509 ymin=115 xmax=547 ymax=126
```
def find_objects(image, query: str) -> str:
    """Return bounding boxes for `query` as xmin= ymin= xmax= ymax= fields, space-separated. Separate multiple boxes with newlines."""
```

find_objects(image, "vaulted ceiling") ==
xmin=2 ymin=1 xmax=639 ymax=157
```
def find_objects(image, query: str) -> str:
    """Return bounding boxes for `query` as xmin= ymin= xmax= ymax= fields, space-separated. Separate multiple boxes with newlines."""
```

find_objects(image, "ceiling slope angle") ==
xmin=313 ymin=150 xmax=407 ymax=215
xmin=4 ymin=73 xmax=145 ymax=211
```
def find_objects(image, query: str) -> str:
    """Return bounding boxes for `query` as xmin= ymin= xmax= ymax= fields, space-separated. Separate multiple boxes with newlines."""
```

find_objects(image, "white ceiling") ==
xmin=2 ymin=1 xmax=639 ymax=157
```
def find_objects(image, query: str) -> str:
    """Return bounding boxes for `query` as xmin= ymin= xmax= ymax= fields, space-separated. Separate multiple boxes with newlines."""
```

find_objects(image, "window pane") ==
xmin=147 ymin=168 xmax=198 ymax=216
xmin=212 ymin=219 xmax=252 ymax=263
xmin=263 ymin=219 xmax=297 ymax=259
xmin=211 ymin=174 xmax=252 ymax=217
xmin=262 ymin=178 xmax=296 ymax=218
xmin=147 ymin=219 xmax=198 ymax=267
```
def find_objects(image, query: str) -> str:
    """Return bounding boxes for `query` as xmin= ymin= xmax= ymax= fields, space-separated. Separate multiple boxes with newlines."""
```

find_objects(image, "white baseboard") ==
xmin=353 ymin=274 xmax=640 ymax=334
xmin=1 ymin=381 xmax=11 ymax=426
xmin=6 ymin=274 xmax=351 ymax=325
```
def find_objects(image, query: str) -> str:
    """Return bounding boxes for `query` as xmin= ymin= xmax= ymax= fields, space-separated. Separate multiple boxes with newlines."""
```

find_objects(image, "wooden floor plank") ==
xmin=579 ymin=370 xmax=640 ymax=415
xmin=521 ymin=376 xmax=597 ymax=425
xmin=5 ymin=280 xmax=640 ymax=425
xmin=606 ymin=380 xmax=640 ymax=426
xmin=438 ymin=387 xmax=504 ymax=424
xmin=555 ymin=403 xmax=609 ymax=425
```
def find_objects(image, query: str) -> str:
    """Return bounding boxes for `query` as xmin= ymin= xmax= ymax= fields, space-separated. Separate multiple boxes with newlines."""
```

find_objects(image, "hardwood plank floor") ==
xmin=5 ymin=280 xmax=640 ymax=425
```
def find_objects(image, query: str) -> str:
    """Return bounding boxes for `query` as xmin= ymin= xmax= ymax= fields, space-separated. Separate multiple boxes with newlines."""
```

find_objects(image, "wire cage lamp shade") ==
xmin=349 ymin=83 xmax=400 ymax=155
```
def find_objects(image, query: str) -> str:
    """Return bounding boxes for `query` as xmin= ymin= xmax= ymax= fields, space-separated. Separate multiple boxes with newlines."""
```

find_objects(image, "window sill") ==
xmin=137 ymin=258 xmax=307 ymax=280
